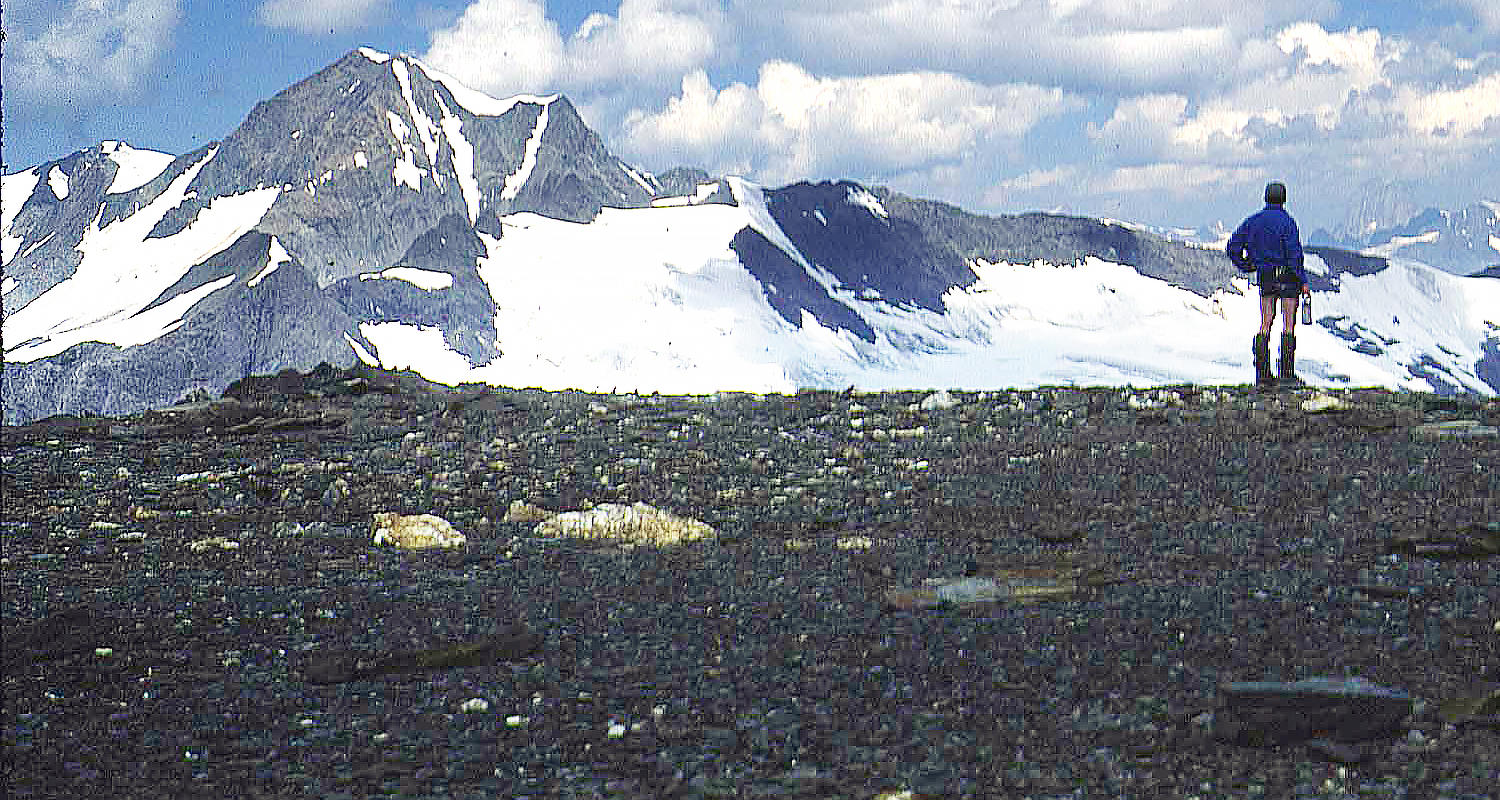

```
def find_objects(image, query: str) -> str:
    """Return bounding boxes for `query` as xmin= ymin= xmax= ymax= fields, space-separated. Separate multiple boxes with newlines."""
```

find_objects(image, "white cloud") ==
xmin=421 ymin=0 xmax=566 ymax=95
xmin=406 ymin=0 xmax=1495 ymax=233
xmin=745 ymin=0 xmax=1337 ymax=96
xmin=1397 ymin=72 xmax=1500 ymax=138
xmin=256 ymin=0 xmax=389 ymax=33
xmin=422 ymin=0 xmax=723 ymax=98
xmin=1088 ymin=94 xmax=1189 ymax=163
xmin=1093 ymin=163 xmax=1260 ymax=197
xmin=620 ymin=62 xmax=1080 ymax=185
xmin=8 ymin=0 xmax=182 ymax=105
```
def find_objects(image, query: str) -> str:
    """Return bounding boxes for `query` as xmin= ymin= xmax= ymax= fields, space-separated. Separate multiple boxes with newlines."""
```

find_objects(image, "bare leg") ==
xmin=1281 ymin=296 xmax=1299 ymax=333
xmin=1259 ymin=297 xmax=1277 ymax=334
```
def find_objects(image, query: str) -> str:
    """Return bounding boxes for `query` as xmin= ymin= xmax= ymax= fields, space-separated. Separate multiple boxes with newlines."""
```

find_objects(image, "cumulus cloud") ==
xmin=422 ymin=0 xmax=723 ymax=98
xmin=421 ymin=0 xmax=566 ymax=95
xmin=1396 ymin=71 xmax=1500 ymax=138
xmin=746 ymin=0 xmax=1337 ymax=96
xmin=256 ymin=0 xmax=389 ymax=33
xmin=415 ymin=0 xmax=1496 ymax=230
xmin=619 ymin=62 xmax=1081 ymax=185
xmin=8 ymin=0 xmax=182 ymax=105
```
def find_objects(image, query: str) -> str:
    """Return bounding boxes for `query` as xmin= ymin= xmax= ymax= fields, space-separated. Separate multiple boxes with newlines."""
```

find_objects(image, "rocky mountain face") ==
xmin=4 ymin=49 xmax=1499 ymax=425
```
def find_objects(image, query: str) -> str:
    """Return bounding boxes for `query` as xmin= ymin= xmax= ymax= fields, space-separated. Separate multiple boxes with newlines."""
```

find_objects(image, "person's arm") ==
xmin=1227 ymin=221 xmax=1251 ymax=270
xmin=1286 ymin=217 xmax=1308 ymax=292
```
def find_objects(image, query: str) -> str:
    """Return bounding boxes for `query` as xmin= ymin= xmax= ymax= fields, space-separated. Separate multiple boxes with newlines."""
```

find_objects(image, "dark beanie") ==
xmin=1265 ymin=182 xmax=1287 ymax=205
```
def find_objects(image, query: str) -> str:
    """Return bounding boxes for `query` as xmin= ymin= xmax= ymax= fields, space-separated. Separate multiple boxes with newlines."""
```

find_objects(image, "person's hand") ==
xmin=1301 ymin=284 xmax=1311 ymax=296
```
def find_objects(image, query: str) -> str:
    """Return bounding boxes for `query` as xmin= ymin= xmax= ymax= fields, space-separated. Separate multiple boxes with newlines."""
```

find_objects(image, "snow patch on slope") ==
xmin=249 ymin=237 xmax=293 ymax=288
xmin=1314 ymin=258 xmax=1500 ymax=394
xmin=359 ymin=267 xmax=454 ymax=290
xmin=435 ymin=95 xmax=481 ymax=222
xmin=391 ymin=59 xmax=443 ymax=183
xmin=340 ymin=196 xmax=1500 ymax=396
xmin=408 ymin=55 xmax=556 ymax=117
xmin=1365 ymin=229 xmax=1441 ymax=257
xmin=48 ymin=166 xmax=70 ymax=200
xmin=103 ymin=142 xmax=174 ymax=194
xmin=387 ymin=112 xmax=423 ymax=191
xmin=502 ymin=100 xmax=552 ymax=202
xmin=621 ymin=164 xmax=659 ymax=195
xmin=846 ymin=186 xmax=888 ymax=220
xmin=3 ymin=148 xmax=282 ymax=362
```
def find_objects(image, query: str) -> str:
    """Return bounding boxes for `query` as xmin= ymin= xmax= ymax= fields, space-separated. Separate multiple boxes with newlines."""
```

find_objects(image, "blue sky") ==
xmin=5 ymin=1 xmax=1498 ymax=235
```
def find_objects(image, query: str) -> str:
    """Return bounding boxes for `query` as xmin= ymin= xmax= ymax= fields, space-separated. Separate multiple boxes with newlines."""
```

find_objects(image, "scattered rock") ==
xmin=918 ymin=390 xmax=959 ymax=411
xmin=1212 ymin=677 xmax=1413 ymax=747
xmin=1306 ymin=738 xmax=1368 ymax=764
xmin=321 ymin=477 xmax=350 ymax=507
xmin=189 ymin=536 xmax=241 ymax=552
xmin=1412 ymin=420 xmax=1500 ymax=439
xmin=1301 ymin=393 xmax=1351 ymax=413
xmin=303 ymin=626 xmax=542 ymax=684
xmin=371 ymin=512 xmax=467 ymax=549
xmin=1350 ymin=583 xmax=1416 ymax=600
xmin=1385 ymin=523 xmax=1500 ymax=560
xmin=5 ymin=606 xmax=127 ymax=667
xmin=502 ymin=499 xmax=554 ymax=525
xmin=528 ymin=502 xmax=715 ymax=547
xmin=884 ymin=567 xmax=1084 ymax=610
xmin=1438 ymin=688 xmax=1500 ymax=727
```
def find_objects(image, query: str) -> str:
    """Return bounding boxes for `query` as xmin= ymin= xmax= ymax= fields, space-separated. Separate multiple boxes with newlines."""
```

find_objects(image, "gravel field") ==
xmin=4 ymin=365 xmax=1498 ymax=799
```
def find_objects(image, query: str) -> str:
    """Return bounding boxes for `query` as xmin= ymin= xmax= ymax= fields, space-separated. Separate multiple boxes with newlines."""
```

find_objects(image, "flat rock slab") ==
xmin=1213 ymin=677 xmax=1413 ymax=746
xmin=303 ymin=626 xmax=543 ymax=684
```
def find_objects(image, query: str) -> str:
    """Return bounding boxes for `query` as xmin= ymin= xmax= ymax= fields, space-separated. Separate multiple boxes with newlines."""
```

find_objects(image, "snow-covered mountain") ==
xmin=1312 ymin=201 xmax=1500 ymax=277
xmin=4 ymin=49 xmax=1499 ymax=424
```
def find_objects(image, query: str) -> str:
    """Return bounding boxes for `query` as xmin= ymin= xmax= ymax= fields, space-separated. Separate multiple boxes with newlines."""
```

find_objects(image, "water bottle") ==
xmin=1301 ymin=293 xmax=1312 ymax=325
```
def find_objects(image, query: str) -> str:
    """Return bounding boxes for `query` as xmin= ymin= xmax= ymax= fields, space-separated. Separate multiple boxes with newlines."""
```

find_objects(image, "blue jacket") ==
xmin=1227 ymin=204 xmax=1305 ymax=284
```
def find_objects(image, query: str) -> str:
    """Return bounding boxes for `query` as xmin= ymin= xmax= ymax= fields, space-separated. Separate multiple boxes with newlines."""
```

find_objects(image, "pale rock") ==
xmin=503 ymin=500 xmax=553 ymax=525
xmin=1412 ymin=420 xmax=1499 ymax=439
xmin=531 ymin=502 xmax=715 ymax=547
xmin=918 ymin=390 xmax=959 ymax=411
xmin=189 ymin=536 xmax=241 ymax=552
xmin=1301 ymin=393 xmax=1351 ymax=413
xmin=371 ymin=512 xmax=466 ymax=549
xmin=460 ymin=698 xmax=490 ymax=713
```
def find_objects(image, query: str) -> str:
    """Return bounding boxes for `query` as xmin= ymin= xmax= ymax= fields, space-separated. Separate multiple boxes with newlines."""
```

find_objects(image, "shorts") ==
xmin=1257 ymin=266 xmax=1303 ymax=299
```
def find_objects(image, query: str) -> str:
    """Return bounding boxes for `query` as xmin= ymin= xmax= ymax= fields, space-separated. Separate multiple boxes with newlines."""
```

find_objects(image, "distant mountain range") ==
xmin=1311 ymin=200 xmax=1500 ymax=277
xmin=4 ymin=48 xmax=1498 ymax=424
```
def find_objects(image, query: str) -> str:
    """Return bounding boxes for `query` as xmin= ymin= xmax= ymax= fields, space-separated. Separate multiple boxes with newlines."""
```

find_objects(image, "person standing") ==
xmin=1227 ymin=182 xmax=1310 ymax=387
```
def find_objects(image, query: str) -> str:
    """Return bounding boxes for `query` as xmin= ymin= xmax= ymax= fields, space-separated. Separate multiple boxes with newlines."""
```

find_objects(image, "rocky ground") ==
xmin=3 ymin=364 xmax=1497 ymax=799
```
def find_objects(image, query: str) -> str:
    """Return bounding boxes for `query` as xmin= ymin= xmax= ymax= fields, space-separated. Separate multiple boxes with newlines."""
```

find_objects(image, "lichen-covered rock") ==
xmin=371 ymin=512 xmax=466 ymax=549
xmin=1301 ymin=393 xmax=1351 ymax=413
xmin=188 ymin=536 xmax=241 ymax=552
xmin=530 ymin=502 xmax=714 ymax=547
xmin=502 ymin=500 xmax=553 ymax=525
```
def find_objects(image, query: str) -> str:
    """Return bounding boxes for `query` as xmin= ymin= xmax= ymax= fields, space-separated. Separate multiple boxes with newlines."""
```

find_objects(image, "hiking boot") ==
xmin=1253 ymin=333 xmax=1276 ymax=388
xmin=1278 ymin=333 xmax=1302 ymax=387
